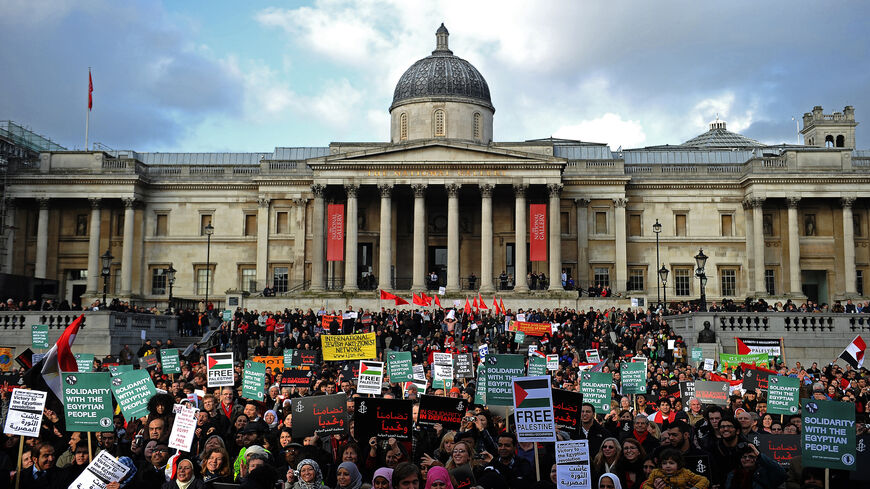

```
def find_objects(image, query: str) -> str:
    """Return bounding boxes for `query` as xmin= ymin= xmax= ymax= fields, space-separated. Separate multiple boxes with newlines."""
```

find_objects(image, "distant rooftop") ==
xmin=0 ymin=121 xmax=66 ymax=152
xmin=681 ymin=118 xmax=763 ymax=149
xmin=108 ymin=147 xmax=330 ymax=165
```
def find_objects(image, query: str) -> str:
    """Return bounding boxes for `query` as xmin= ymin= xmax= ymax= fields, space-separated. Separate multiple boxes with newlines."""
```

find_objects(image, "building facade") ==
xmin=2 ymin=26 xmax=869 ymax=308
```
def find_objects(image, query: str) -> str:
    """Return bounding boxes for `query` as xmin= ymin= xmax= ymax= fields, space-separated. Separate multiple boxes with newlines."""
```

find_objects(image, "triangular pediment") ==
xmin=316 ymin=139 xmax=563 ymax=165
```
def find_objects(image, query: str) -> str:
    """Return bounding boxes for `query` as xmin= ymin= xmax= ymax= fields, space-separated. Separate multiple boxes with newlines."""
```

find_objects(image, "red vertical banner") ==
xmin=327 ymin=204 xmax=345 ymax=261
xmin=530 ymin=204 xmax=547 ymax=261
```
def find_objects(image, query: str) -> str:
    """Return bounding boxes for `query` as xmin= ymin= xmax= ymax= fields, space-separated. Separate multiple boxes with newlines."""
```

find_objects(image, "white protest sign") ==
xmin=433 ymin=353 xmax=454 ymax=381
xmin=528 ymin=345 xmax=539 ymax=357
xmin=3 ymin=389 xmax=48 ymax=437
xmin=547 ymin=354 xmax=559 ymax=371
xmin=704 ymin=358 xmax=715 ymax=371
xmin=667 ymin=339 xmax=676 ymax=350
xmin=584 ymin=349 xmax=600 ymax=363
xmin=478 ymin=344 xmax=489 ymax=361
xmin=513 ymin=376 xmax=556 ymax=443
xmin=556 ymin=439 xmax=591 ymax=489
xmin=168 ymin=405 xmax=199 ymax=452
xmin=71 ymin=450 xmax=131 ymax=489
xmin=206 ymin=352 xmax=234 ymax=387
xmin=517 ymin=313 xmax=526 ymax=322
xmin=357 ymin=360 xmax=384 ymax=395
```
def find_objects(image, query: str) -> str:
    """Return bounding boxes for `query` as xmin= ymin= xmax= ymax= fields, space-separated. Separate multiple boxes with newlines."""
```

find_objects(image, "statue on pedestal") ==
xmin=697 ymin=321 xmax=716 ymax=343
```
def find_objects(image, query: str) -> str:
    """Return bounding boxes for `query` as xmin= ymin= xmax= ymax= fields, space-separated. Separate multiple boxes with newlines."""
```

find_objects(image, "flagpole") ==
xmin=85 ymin=67 xmax=91 ymax=151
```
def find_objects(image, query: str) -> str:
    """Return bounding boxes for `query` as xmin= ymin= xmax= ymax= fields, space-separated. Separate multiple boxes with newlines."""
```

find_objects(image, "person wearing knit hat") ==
xmin=372 ymin=467 xmax=394 ymax=489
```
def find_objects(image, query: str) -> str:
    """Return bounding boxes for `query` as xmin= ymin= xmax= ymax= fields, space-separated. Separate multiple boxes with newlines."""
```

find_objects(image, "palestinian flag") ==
xmin=207 ymin=353 xmax=233 ymax=371
xmin=360 ymin=361 xmax=383 ymax=377
xmin=513 ymin=377 xmax=552 ymax=409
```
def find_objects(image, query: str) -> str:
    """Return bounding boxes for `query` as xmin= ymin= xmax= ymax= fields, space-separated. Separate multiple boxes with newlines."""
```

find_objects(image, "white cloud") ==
xmin=554 ymin=113 xmax=646 ymax=148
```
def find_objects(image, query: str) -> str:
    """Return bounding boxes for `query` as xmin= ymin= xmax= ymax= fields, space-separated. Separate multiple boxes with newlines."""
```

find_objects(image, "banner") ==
xmin=736 ymin=337 xmax=782 ymax=356
xmin=70 ymin=451 xmax=131 ymax=489
xmin=513 ymin=376 xmax=556 ymax=442
xmin=718 ymin=352 xmax=768 ymax=372
xmin=555 ymin=440 xmax=592 ymax=489
xmin=357 ymin=360 xmax=384 ymax=395
xmin=801 ymin=399 xmax=856 ymax=471
xmin=327 ymin=203 xmax=345 ymax=261
xmin=417 ymin=395 xmax=467 ymax=430
xmin=483 ymin=354 xmax=526 ymax=406
xmin=354 ymin=397 xmax=413 ymax=441
xmin=242 ymin=360 xmax=267 ymax=401
xmin=745 ymin=433 xmax=799 ymax=469
xmin=530 ymin=204 xmax=547 ymax=261
xmin=62 ymin=372 xmax=113 ymax=431
xmin=321 ymin=315 xmax=344 ymax=330
xmin=75 ymin=353 xmax=95 ymax=373
xmin=3 ymin=389 xmax=47 ymax=437
xmin=553 ymin=389 xmax=583 ymax=437
xmin=280 ymin=369 xmax=313 ymax=387
xmin=322 ymin=333 xmax=376 ymax=361
xmin=510 ymin=321 xmax=552 ymax=337
xmin=767 ymin=375 xmax=800 ymax=415
xmin=291 ymin=393 xmax=348 ymax=438
xmin=679 ymin=381 xmax=696 ymax=409
xmin=621 ymin=362 xmax=647 ymax=394
xmin=161 ymin=349 xmax=180 ymax=374
xmin=206 ymin=352 xmax=234 ymax=387
xmin=252 ymin=355 xmax=283 ymax=371
xmin=111 ymin=370 xmax=157 ymax=420
xmin=580 ymin=371 xmax=613 ymax=413
xmin=292 ymin=349 xmax=319 ymax=366
xmin=386 ymin=351 xmax=414 ymax=383
xmin=693 ymin=380 xmax=729 ymax=406
xmin=31 ymin=325 xmax=49 ymax=349
xmin=168 ymin=405 xmax=198 ymax=452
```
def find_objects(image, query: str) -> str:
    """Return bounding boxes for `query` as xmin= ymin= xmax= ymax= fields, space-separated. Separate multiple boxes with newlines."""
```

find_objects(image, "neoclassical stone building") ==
xmin=2 ymin=25 xmax=869 ymax=308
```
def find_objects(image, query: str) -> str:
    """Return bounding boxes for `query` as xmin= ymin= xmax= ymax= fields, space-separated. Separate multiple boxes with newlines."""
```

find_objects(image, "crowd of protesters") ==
xmin=0 ymin=298 xmax=869 ymax=489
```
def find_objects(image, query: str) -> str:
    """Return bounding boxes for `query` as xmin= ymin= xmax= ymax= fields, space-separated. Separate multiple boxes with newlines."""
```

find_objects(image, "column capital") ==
xmin=293 ymin=198 xmax=308 ymax=207
xmin=446 ymin=183 xmax=461 ymax=197
xmin=547 ymin=183 xmax=563 ymax=197
xmin=257 ymin=197 xmax=271 ymax=208
xmin=743 ymin=197 xmax=764 ymax=209
xmin=122 ymin=198 xmax=136 ymax=209
xmin=612 ymin=197 xmax=628 ymax=208
xmin=841 ymin=197 xmax=856 ymax=208
xmin=378 ymin=183 xmax=393 ymax=198
xmin=3 ymin=198 xmax=17 ymax=210
xmin=345 ymin=184 xmax=360 ymax=198
xmin=479 ymin=183 xmax=494 ymax=198
xmin=311 ymin=184 xmax=326 ymax=197
xmin=411 ymin=184 xmax=427 ymax=197
xmin=36 ymin=198 xmax=50 ymax=209
xmin=786 ymin=197 xmax=801 ymax=209
xmin=574 ymin=197 xmax=591 ymax=207
xmin=512 ymin=184 xmax=527 ymax=197
xmin=88 ymin=197 xmax=102 ymax=209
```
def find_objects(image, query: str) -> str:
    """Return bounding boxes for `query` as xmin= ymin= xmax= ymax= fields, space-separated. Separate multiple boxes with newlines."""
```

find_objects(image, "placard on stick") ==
xmin=3 ymin=389 xmax=47 ymax=437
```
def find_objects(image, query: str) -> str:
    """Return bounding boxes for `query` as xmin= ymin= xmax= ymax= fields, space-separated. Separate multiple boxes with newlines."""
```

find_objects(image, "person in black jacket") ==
xmin=578 ymin=403 xmax=613 ymax=456
xmin=494 ymin=432 xmax=534 ymax=487
xmin=19 ymin=443 xmax=63 ymax=489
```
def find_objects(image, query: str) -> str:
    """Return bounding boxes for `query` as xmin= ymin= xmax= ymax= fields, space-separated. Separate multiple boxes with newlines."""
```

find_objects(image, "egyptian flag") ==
xmin=24 ymin=315 xmax=83 ymax=400
xmin=840 ymin=335 xmax=866 ymax=369
xmin=514 ymin=378 xmax=551 ymax=409
xmin=478 ymin=293 xmax=488 ymax=310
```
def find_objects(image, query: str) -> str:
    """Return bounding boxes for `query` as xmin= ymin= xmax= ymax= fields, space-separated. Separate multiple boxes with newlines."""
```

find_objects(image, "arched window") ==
xmin=434 ymin=110 xmax=445 ymax=137
xmin=473 ymin=112 xmax=481 ymax=140
xmin=836 ymin=135 xmax=845 ymax=147
xmin=400 ymin=113 xmax=408 ymax=141
xmin=825 ymin=135 xmax=834 ymax=148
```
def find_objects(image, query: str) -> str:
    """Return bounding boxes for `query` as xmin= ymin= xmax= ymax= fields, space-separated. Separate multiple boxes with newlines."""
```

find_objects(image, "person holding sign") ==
xmin=723 ymin=443 xmax=786 ymax=489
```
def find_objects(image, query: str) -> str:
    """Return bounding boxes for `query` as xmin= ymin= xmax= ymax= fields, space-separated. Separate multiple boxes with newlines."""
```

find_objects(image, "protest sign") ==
xmin=580 ymin=371 xmax=613 ymax=413
xmin=283 ymin=349 xmax=295 ymax=368
xmin=801 ymin=399 xmax=856 ymax=471
xmin=693 ymin=380 xmax=729 ymax=406
xmin=74 ymin=353 xmax=95 ymax=372
xmin=767 ymin=375 xmax=800 ymax=415
xmin=433 ymin=352 xmax=454 ymax=381
xmin=510 ymin=321 xmax=552 ymax=336
xmin=718 ymin=352 xmax=768 ymax=371
xmin=321 ymin=314 xmax=343 ymax=329
xmin=855 ymin=434 xmax=870 ymax=481
xmin=679 ymin=381 xmax=696 ymax=409
xmin=62 ymin=372 xmax=113 ymax=431
xmin=514 ymin=331 xmax=526 ymax=344
xmin=621 ymin=362 xmax=647 ymax=394
xmin=3 ymin=389 xmax=47 ymax=437
xmin=547 ymin=354 xmax=559 ymax=370
xmin=292 ymin=349 xmax=319 ymax=366
xmin=0 ymin=347 xmax=13 ymax=372
xmin=527 ymin=356 xmax=547 ymax=376
xmin=450 ymin=464 xmax=475 ymax=489
xmin=222 ymin=310 xmax=232 ymax=322
xmin=357 ymin=360 xmax=384 ymax=395
xmin=418 ymin=395 xmax=467 ymax=430
xmin=454 ymin=353 xmax=474 ymax=378
xmin=140 ymin=351 xmax=159 ymax=369
xmin=386 ymin=351 xmax=413 ymax=382
xmin=555 ymin=439 xmax=591 ymax=489
xmin=291 ymin=393 xmax=348 ymax=438
xmin=741 ymin=368 xmax=769 ymax=392
xmin=338 ymin=363 xmax=361 ymax=385
xmin=251 ymin=355 xmax=283 ymax=372
xmin=111 ymin=369 xmax=158 ymax=420
xmin=513 ymin=376 xmax=555 ymax=442
xmin=168 ymin=405 xmax=198 ymax=452
xmin=478 ymin=344 xmax=488 ymax=361
xmin=31 ymin=325 xmax=49 ymax=349
xmin=280 ymin=369 xmax=313 ymax=387
xmin=206 ymin=352 xmax=234 ymax=387
xmin=71 ymin=450 xmax=131 ymax=489
xmin=736 ymin=337 xmax=782 ymax=356
xmin=322 ymin=333 xmax=376 ymax=361
xmin=242 ymin=360 xmax=267 ymax=401
xmin=553 ymin=389 xmax=583 ymax=437
xmin=684 ymin=455 xmax=712 ymax=481
xmin=483 ymin=354 xmax=526 ymax=406
xmin=108 ymin=364 xmax=133 ymax=376
xmin=584 ymin=349 xmax=600 ymax=363
xmin=354 ymin=397 xmax=413 ymax=441
xmin=474 ymin=362 xmax=487 ymax=405
xmin=528 ymin=345 xmax=539 ymax=357
xmin=691 ymin=347 xmax=703 ymax=363
xmin=746 ymin=433 xmax=799 ymax=469
xmin=161 ymin=348 xmax=180 ymax=374
xmin=703 ymin=358 xmax=714 ymax=371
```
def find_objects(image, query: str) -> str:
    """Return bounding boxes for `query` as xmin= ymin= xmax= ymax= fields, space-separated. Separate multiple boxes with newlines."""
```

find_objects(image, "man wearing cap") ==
xmin=233 ymin=420 xmax=270 ymax=480
xmin=135 ymin=441 xmax=171 ymax=487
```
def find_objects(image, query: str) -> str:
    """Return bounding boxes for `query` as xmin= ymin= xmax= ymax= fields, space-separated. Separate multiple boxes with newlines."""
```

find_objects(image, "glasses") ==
xmin=153 ymin=448 xmax=169 ymax=453
xmin=623 ymin=445 xmax=639 ymax=451
xmin=719 ymin=424 xmax=736 ymax=430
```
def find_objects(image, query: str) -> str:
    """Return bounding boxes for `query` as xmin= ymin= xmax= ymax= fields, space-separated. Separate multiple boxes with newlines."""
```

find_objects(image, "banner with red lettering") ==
xmin=327 ymin=204 xmax=344 ymax=261
xmin=530 ymin=204 xmax=547 ymax=261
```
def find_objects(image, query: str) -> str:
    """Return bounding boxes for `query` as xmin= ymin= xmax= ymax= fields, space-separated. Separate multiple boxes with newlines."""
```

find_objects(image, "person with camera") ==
xmin=723 ymin=442 xmax=786 ymax=489
xmin=454 ymin=413 xmax=498 ymax=458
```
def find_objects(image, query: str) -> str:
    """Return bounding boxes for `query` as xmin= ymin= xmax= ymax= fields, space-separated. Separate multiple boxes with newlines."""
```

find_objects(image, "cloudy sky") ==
xmin=2 ymin=0 xmax=868 ymax=152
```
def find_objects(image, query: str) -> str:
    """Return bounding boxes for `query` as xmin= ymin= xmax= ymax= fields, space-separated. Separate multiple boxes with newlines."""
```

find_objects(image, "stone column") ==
xmin=411 ymin=184 xmax=427 ymax=291
xmin=743 ymin=199 xmax=755 ymax=293
xmin=842 ymin=197 xmax=857 ymax=295
xmin=2 ymin=199 xmax=15 ymax=274
xmin=513 ymin=185 xmax=529 ymax=293
xmin=787 ymin=197 xmax=802 ymax=295
xmin=34 ymin=198 xmax=49 ymax=279
xmin=614 ymin=197 xmax=628 ymax=293
xmin=752 ymin=198 xmax=766 ymax=294
xmin=479 ymin=183 xmax=495 ymax=293
xmin=378 ymin=184 xmax=393 ymax=290
xmin=548 ymin=184 xmax=563 ymax=291
xmin=575 ymin=198 xmax=590 ymax=289
xmin=86 ymin=198 xmax=102 ymax=294
xmin=446 ymin=184 xmax=461 ymax=293
xmin=310 ymin=184 xmax=326 ymax=291
xmin=120 ymin=198 xmax=136 ymax=296
xmin=256 ymin=198 xmax=270 ymax=290
xmin=292 ymin=198 xmax=308 ymax=286
xmin=344 ymin=185 xmax=359 ymax=292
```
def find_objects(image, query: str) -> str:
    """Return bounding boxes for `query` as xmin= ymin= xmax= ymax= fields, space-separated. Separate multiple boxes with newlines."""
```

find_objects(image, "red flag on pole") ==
xmin=493 ymin=297 xmax=500 ymax=315
xmin=478 ymin=293 xmax=488 ymax=309
xmin=499 ymin=297 xmax=506 ymax=313
xmin=412 ymin=293 xmax=427 ymax=306
xmin=464 ymin=298 xmax=472 ymax=315
xmin=421 ymin=292 xmax=432 ymax=306
xmin=530 ymin=204 xmax=547 ymax=261
xmin=434 ymin=295 xmax=442 ymax=308
xmin=472 ymin=296 xmax=478 ymax=309
xmin=88 ymin=70 xmax=93 ymax=110
xmin=394 ymin=295 xmax=409 ymax=306
xmin=380 ymin=289 xmax=397 ymax=301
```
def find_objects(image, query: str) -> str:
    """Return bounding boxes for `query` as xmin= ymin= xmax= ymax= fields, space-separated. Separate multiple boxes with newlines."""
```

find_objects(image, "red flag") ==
xmin=499 ymin=298 xmax=505 ymax=313
xmin=493 ymin=297 xmax=500 ymax=315
xmin=394 ymin=295 xmax=409 ymax=306
xmin=41 ymin=315 xmax=83 ymax=398
xmin=380 ymin=289 xmax=397 ymax=301
xmin=88 ymin=70 xmax=93 ymax=110
xmin=412 ymin=293 xmax=427 ymax=306
xmin=739 ymin=362 xmax=777 ymax=374
xmin=736 ymin=338 xmax=751 ymax=355
xmin=326 ymin=204 xmax=345 ymax=261
xmin=434 ymin=295 xmax=442 ymax=308
xmin=421 ymin=292 xmax=432 ymax=306
xmin=530 ymin=203 xmax=547 ymax=261
xmin=464 ymin=298 xmax=472 ymax=315
xmin=478 ymin=293 xmax=488 ymax=309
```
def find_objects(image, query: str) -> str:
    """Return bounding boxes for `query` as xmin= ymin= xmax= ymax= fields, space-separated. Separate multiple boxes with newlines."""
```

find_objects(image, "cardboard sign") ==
xmin=31 ymin=325 xmax=49 ymax=349
xmin=855 ymin=434 xmax=870 ymax=481
xmin=513 ymin=376 xmax=556 ymax=442
xmin=206 ymin=352 xmax=234 ymax=387
xmin=741 ymin=368 xmax=769 ymax=392
xmin=691 ymin=347 xmax=703 ymax=363
xmin=478 ymin=344 xmax=488 ymax=361
xmin=527 ymin=356 xmax=547 ymax=376
xmin=703 ymin=358 xmax=714 ymax=371
xmin=75 ymin=353 xmax=95 ymax=372
xmin=322 ymin=333 xmax=376 ymax=361
xmin=801 ymin=399 xmax=856 ymax=471
xmin=321 ymin=314 xmax=344 ymax=330
xmin=555 ymin=440 xmax=591 ymax=489
xmin=474 ymin=362 xmax=487 ymax=405
xmin=354 ymin=397 xmax=413 ymax=441
xmin=584 ymin=349 xmax=600 ymax=363
xmin=168 ymin=405 xmax=198 ymax=452
xmin=251 ymin=355 xmax=283 ymax=371
xmin=222 ymin=310 xmax=233 ymax=322
xmin=417 ymin=395 xmax=467 ymax=430
xmin=280 ymin=369 xmax=313 ymax=387
xmin=357 ymin=360 xmax=384 ymax=395
xmin=553 ymin=389 xmax=583 ymax=437
xmin=338 ymin=362 xmax=360 ymax=385
xmin=386 ymin=351 xmax=414 ymax=382
xmin=110 ymin=369 xmax=157 ymax=420
xmin=454 ymin=353 xmax=474 ymax=378
xmin=693 ymin=380 xmax=729 ymax=406
xmin=292 ymin=349 xmax=319 ymax=366
xmin=482 ymin=354 xmax=526 ymax=406
xmin=283 ymin=349 xmax=295 ymax=368
xmin=3 ymin=389 xmax=47 ymax=437
xmin=161 ymin=348 xmax=180 ymax=374
xmin=621 ymin=361 xmax=647 ymax=394
xmin=514 ymin=331 xmax=526 ymax=344
xmin=767 ymin=375 xmax=800 ymax=415
xmin=70 ymin=451 xmax=131 ymax=489
xmin=679 ymin=381 xmax=696 ymax=409
xmin=291 ymin=393 xmax=348 ymax=438
xmin=580 ymin=371 xmax=613 ymax=413
xmin=547 ymin=354 xmax=559 ymax=370
xmin=746 ymin=433 xmax=799 ymax=469
xmin=108 ymin=364 xmax=134 ymax=376
xmin=140 ymin=351 xmax=159 ymax=370
xmin=62 ymin=372 xmax=113 ymax=431
xmin=242 ymin=360 xmax=267 ymax=401
xmin=432 ymin=352 xmax=454 ymax=383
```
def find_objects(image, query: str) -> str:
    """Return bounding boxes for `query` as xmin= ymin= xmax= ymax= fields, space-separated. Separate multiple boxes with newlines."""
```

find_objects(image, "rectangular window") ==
xmin=560 ymin=212 xmax=569 ymax=235
xmin=675 ymin=214 xmax=687 ymax=236
xmin=156 ymin=214 xmax=168 ymax=236
xmin=627 ymin=268 xmax=644 ymax=291
xmin=241 ymin=268 xmax=257 ymax=293
xmin=628 ymin=214 xmax=642 ymax=237
xmin=595 ymin=211 xmax=607 ymax=234
xmin=200 ymin=214 xmax=213 ymax=236
xmin=721 ymin=269 xmax=737 ymax=297
xmin=764 ymin=269 xmax=776 ymax=296
xmin=244 ymin=214 xmax=257 ymax=236
xmin=195 ymin=267 xmax=214 ymax=296
xmin=858 ymin=270 xmax=864 ymax=297
xmin=75 ymin=214 xmax=88 ymax=236
xmin=674 ymin=268 xmax=691 ymax=296
xmin=114 ymin=213 xmax=124 ymax=236
xmin=276 ymin=211 xmax=289 ymax=234
xmin=593 ymin=267 xmax=610 ymax=288
xmin=855 ymin=213 xmax=864 ymax=237
xmin=721 ymin=214 xmax=733 ymax=237
xmin=273 ymin=267 xmax=289 ymax=293
xmin=151 ymin=268 xmax=167 ymax=295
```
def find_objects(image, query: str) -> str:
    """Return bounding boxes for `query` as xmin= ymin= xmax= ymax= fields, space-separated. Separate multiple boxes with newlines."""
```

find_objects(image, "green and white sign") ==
xmin=222 ymin=310 xmax=233 ymax=322
xmin=514 ymin=331 xmax=526 ymax=343
xmin=161 ymin=349 xmax=180 ymax=374
xmin=31 ymin=325 xmax=49 ymax=349
xmin=62 ymin=372 xmax=113 ymax=431
xmin=621 ymin=362 xmax=647 ymax=394
xmin=474 ymin=363 xmax=487 ymax=405
xmin=386 ymin=351 xmax=413 ymax=383
xmin=691 ymin=347 xmax=703 ymax=363
xmin=75 ymin=353 xmax=95 ymax=373
xmin=767 ymin=375 xmax=800 ymax=415
xmin=110 ymin=369 xmax=158 ymax=420
xmin=483 ymin=354 xmax=526 ymax=406
xmin=109 ymin=365 xmax=134 ymax=376
xmin=527 ymin=356 xmax=547 ymax=376
xmin=718 ymin=352 xmax=769 ymax=372
xmin=802 ymin=399 xmax=856 ymax=471
xmin=580 ymin=371 xmax=613 ymax=413
xmin=242 ymin=360 xmax=267 ymax=401
xmin=283 ymin=349 xmax=295 ymax=369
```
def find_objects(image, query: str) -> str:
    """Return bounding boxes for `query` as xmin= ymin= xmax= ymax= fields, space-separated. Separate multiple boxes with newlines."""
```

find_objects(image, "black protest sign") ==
xmin=290 ymin=393 xmax=348 ymax=438
xmin=684 ymin=455 xmax=711 ymax=480
xmin=679 ymin=381 xmax=695 ymax=408
xmin=417 ymin=395 xmax=467 ymax=430
xmin=292 ymin=350 xmax=319 ymax=366
xmin=552 ymin=389 xmax=583 ymax=437
xmin=747 ymin=434 xmax=799 ymax=469
xmin=280 ymin=369 xmax=313 ymax=387
xmin=693 ymin=380 xmax=729 ymax=406
xmin=855 ymin=433 xmax=870 ymax=481
xmin=454 ymin=353 xmax=474 ymax=378
xmin=450 ymin=464 xmax=475 ymax=489
xmin=741 ymin=368 xmax=769 ymax=393
xmin=354 ymin=397 xmax=413 ymax=441
xmin=339 ymin=363 xmax=360 ymax=384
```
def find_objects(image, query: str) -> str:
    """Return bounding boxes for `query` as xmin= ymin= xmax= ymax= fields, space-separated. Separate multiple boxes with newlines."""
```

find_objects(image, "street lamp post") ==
xmin=658 ymin=265 xmax=669 ymax=313
xmin=694 ymin=248 xmax=708 ymax=312
xmin=204 ymin=223 xmax=214 ymax=315
xmin=653 ymin=219 xmax=662 ymax=308
xmin=166 ymin=264 xmax=176 ymax=312
xmin=100 ymin=249 xmax=113 ymax=308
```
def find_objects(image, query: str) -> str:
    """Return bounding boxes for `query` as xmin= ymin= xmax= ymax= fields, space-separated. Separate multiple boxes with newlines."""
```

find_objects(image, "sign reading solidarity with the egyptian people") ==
xmin=322 ymin=333 xmax=376 ymax=361
xmin=206 ymin=352 xmax=234 ymax=387
xmin=357 ymin=360 xmax=384 ymax=395
xmin=621 ymin=361 xmax=647 ymax=394
xmin=3 ymin=389 xmax=47 ymax=437
xmin=283 ymin=349 xmax=295 ymax=368
xmin=513 ymin=376 xmax=556 ymax=443
xmin=110 ymin=369 xmax=158 ymax=420
xmin=354 ymin=397 xmax=413 ymax=441
xmin=483 ymin=354 xmax=526 ymax=406
xmin=31 ymin=325 xmax=49 ymax=349
xmin=386 ymin=351 xmax=413 ymax=383
xmin=417 ymin=395 xmax=467 ymax=431
xmin=801 ymin=399 xmax=856 ymax=471
xmin=242 ymin=360 xmax=267 ymax=401
xmin=62 ymin=372 xmax=113 ymax=431
xmin=75 ymin=353 xmax=95 ymax=372
xmin=527 ymin=356 xmax=547 ymax=376
xmin=580 ymin=371 xmax=613 ymax=413
xmin=161 ymin=348 xmax=181 ymax=374
xmin=291 ymin=393 xmax=348 ymax=438
xmin=766 ymin=375 xmax=800 ymax=415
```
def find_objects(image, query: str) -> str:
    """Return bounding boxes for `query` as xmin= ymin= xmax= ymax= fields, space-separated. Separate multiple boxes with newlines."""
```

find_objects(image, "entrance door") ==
xmin=428 ymin=246 xmax=448 ymax=289
xmin=71 ymin=283 xmax=86 ymax=308
xmin=801 ymin=270 xmax=828 ymax=304
xmin=358 ymin=243 xmax=373 ymax=289
xmin=506 ymin=243 xmax=515 ymax=278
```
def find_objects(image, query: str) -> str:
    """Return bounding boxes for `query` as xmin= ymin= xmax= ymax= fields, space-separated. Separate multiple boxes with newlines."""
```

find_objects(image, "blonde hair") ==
xmin=445 ymin=440 xmax=478 ymax=471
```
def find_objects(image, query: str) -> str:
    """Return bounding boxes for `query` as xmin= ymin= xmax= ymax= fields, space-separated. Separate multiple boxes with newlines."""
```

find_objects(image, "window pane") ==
xmin=200 ymin=215 xmax=212 ymax=236
xmin=245 ymin=214 xmax=257 ymax=236
xmin=196 ymin=268 xmax=212 ymax=295
xmin=858 ymin=270 xmax=865 ymax=296
xmin=675 ymin=214 xmax=687 ymax=236
xmin=629 ymin=214 xmax=641 ymax=236
xmin=721 ymin=269 xmax=737 ymax=296
xmin=674 ymin=268 xmax=691 ymax=296
xmin=721 ymin=214 xmax=732 ymax=237
xmin=764 ymin=269 xmax=775 ymax=295
xmin=593 ymin=267 xmax=610 ymax=288
xmin=627 ymin=269 xmax=644 ymax=291
xmin=242 ymin=268 xmax=257 ymax=293
xmin=560 ymin=212 xmax=569 ymax=235
xmin=75 ymin=215 xmax=88 ymax=236
xmin=156 ymin=214 xmax=168 ymax=236
xmin=855 ymin=213 xmax=863 ymax=237
xmin=273 ymin=267 xmax=289 ymax=293
xmin=595 ymin=212 xmax=607 ymax=234
xmin=151 ymin=268 xmax=167 ymax=295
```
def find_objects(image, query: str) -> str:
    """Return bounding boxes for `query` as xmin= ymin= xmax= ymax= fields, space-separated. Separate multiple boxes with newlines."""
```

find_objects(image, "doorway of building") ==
xmin=801 ymin=270 xmax=828 ymax=304
xmin=358 ymin=243 xmax=374 ymax=289
xmin=428 ymin=246 xmax=448 ymax=289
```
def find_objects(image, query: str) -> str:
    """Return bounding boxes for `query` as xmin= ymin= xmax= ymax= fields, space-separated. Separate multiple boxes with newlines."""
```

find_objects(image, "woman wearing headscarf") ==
xmin=372 ymin=467 xmax=393 ymax=489
xmin=264 ymin=410 xmax=280 ymax=430
xmin=105 ymin=457 xmax=138 ymax=489
xmin=335 ymin=462 xmax=362 ymax=489
xmin=599 ymin=472 xmax=624 ymax=489
xmin=162 ymin=458 xmax=205 ymax=489
xmin=287 ymin=459 xmax=329 ymax=489
xmin=424 ymin=466 xmax=454 ymax=489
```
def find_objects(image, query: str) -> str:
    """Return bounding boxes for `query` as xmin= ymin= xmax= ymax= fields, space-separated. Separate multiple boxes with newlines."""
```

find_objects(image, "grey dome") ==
xmin=682 ymin=119 xmax=763 ymax=148
xmin=390 ymin=24 xmax=493 ymax=112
